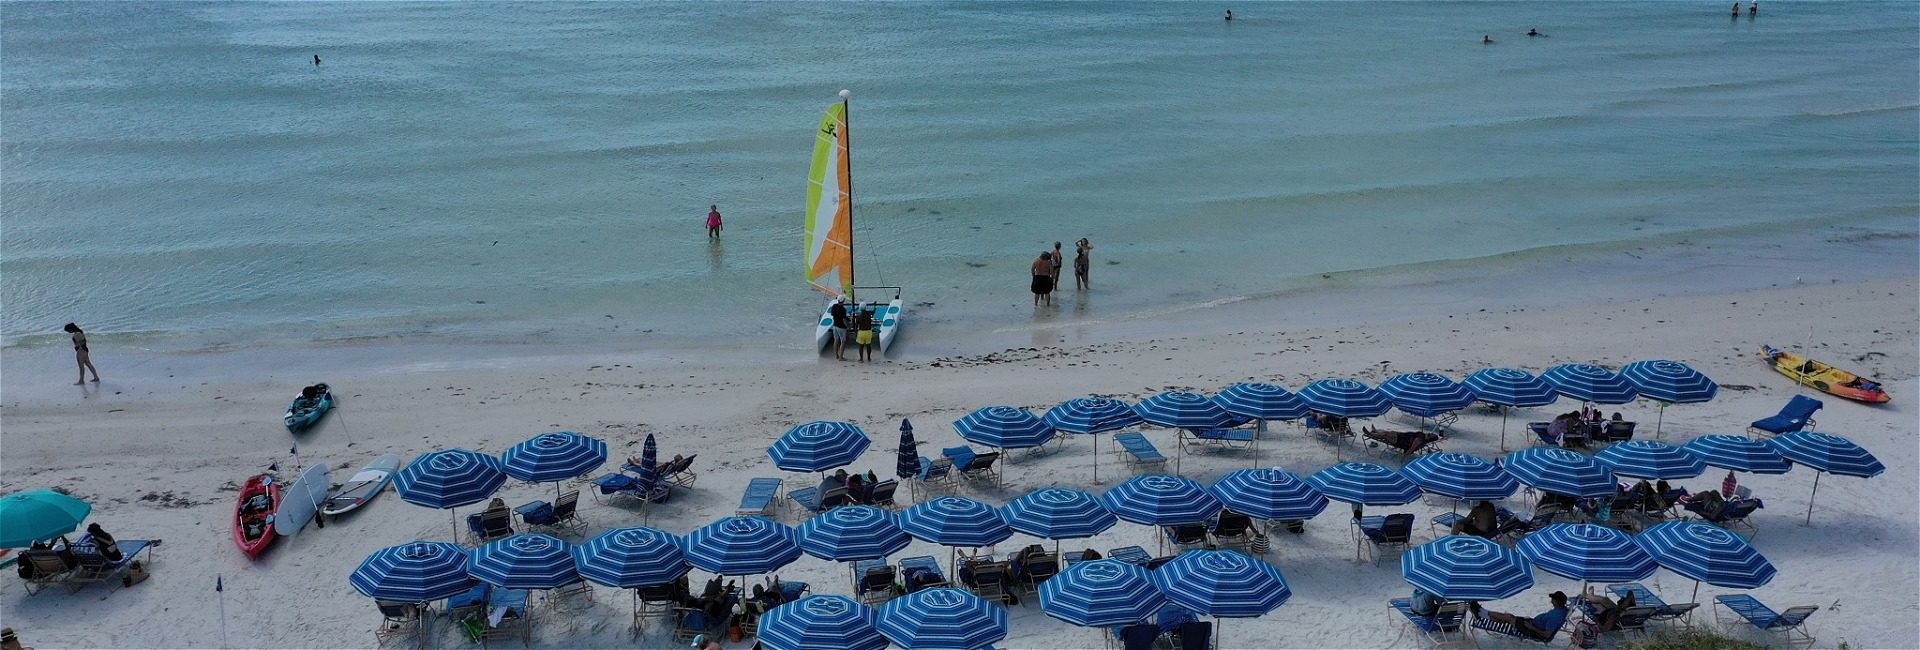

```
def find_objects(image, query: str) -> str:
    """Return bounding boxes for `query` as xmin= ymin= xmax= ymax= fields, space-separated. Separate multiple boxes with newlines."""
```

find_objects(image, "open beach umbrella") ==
xmin=1151 ymin=550 xmax=1291 ymax=650
xmin=1102 ymin=474 xmax=1223 ymax=527
xmin=1515 ymin=524 xmax=1656 ymax=586
xmin=572 ymin=526 xmax=689 ymax=589
xmin=1619 ymin=360 xmax=1718 ymax=437
xmin=877 ymin=588 xmax=1009 ymax=650
xmin=469 ymin=533 xmax=580 ymax=590
xmin=393 ymin=448 xmax=508 ymax=537
xmin=350 ymin=541 xmax=475 ymax=603
xmin=1594 ymin=440 xmax=1707 ymax=481
xmin=1135 ymin=391 xmax=1239 ymax=474
xmin=1213 ymin=382 xmax=1311 ymax=468
xmin=798 ymin=505 xmax=910 ymax=562
xmin=1207 ymin=468 xmax=1328 ymax=523
xmin=1461 ymin=368 xmax=1560 ymax=450
xmin=1766 ymin=431 xmax=1886 ymax=525
xmin=770 ymin=421 xmax=872 ymax=473
xmin=1401 ymin=535 xmax=1535 ymax=601
xmin=1001 ymin=488 xmax=1118 ymax=544
xmin=1298 ymin=378 xmax=1394 ymax=418
xmin=1379 ymin=373 xmax=1478 ymax=419
xmin=0 ymin=489 xmax=92 ymax=548
xmin=953 ymin=406 xmax=1055 ymax=451
xmin=1305 ymin=463 xmax=1421 ymax=507
xmin=1681 ymin=434 xmax=1791 ymax=475
xmin=1402 ymin=453 xmax=1521 ymax=503
xmin=1040 ymin=559 xmax=1167 ymax=629
xmin=1501 ymin=448 xmax=1617 ymax=498
xmin=682 ymin=516 xmax=803 ymax=576
xmin=759 ymin=595 xmax=888 ymax=650
xmin=896 ymin=419 xmax=920 ymax=481
xmin=1541 ymin=364 xmax=1639 ymax=405
xmin=899 ymin=495 xmax=1014 ymax=568
xmin=501 ymin=431 xmax=608 ymax=493
xmin=1636 ymin=520 xmax=1776 ymax=600
xmin=1046 ymin=397 xmax=1144 ymax=484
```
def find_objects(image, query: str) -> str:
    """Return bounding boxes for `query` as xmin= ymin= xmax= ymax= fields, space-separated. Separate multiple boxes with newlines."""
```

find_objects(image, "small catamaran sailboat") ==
xmin=807 ymin=89 xmax=904 ymax=355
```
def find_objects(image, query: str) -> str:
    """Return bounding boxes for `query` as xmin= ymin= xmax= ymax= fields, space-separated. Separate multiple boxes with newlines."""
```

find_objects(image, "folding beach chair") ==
xmin=736 ymin=478 xmax=783 ymax=517
xmin=476 ymin=587 xmax=531 ymax=646
xmin=1747 ymin=395 xmax=1821 ymax=438
xmin=63 ymin=538 xmax=158 ymax=593
xmin=914 ymin=457 xmax=958 ymax=500
xmin=373 ymin=600 xmax=427 ymax=648
xmin=899 ymin=555 xmax=949 ymax=592
xmin=1471 ymin=611 xmax=1560 ymax=645
xmin=855 ymin=560 xmax=897 ymax=606
xmin=467 ymin=509 xmax=514 ymax=545
xmin=1165 ymin=524 xmax=1212 ymax=552
xmin=1181 ymin=427 xmax=1256 ymax=452
xmin=19 ymin=550 xmax=73 ymax=596
xmin=1387 ymin=599 xmax=1469 ymax=649
xmin=520 ymin=491 xmax=585 ymax=534
xmin=1607 ymin=583 xmax=1698 ymax=626
xmin=1108 ymin=545 xmax=1153 ymax=566
xmin=962 ymin=559 xmax=1015 ymax=605
xmin=660 ymin=454 xmax=699 ymax=488
xmin=867 ymin=479 xmax=900 ymax=510
xmin=1113 ymin=433 xmax=1170 ymax=474
xmin=1019 ymin=549 xmax=1060 ymax=592
xmin=1211 ymin=511 xmax=1255 ymax=552
xmin=958 ymin=452 xmax=1001 ymax=483
xmin=1362 ymin=514 xmax=1415 ymax=566
xmin=940 ymin=446 xmax=978 ymax=475
xmin=1174 ymin=621 xmax=1213 ymax=650
xmin=671 ymin=607 xmax=718 ymax=645
xmin=1116 ymin=624 xmax=1162 ymax=650
xmin=631 ymin=583 xmax=679 ymax=633
xmin=1714 ymin=595 xmax=1819 ymax=648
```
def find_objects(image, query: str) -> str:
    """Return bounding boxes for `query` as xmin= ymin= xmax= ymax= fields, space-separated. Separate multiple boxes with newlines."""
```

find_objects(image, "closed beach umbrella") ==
xmin=1045 ymin=397 xmax=1145 ymax=483
xmin=501 ymin=431 xmax=608 ymax=487
xmin=896 ymin=419 xmax=920 ymax=480
xmin=1298 ymin=379 xmax=1393 ymax=418
xmin=1305 ymin=463 xmax=1421 ymax=506
xmin=759 ymin=595 xmax=888 ymax=650
xmin=798 ymin=506 xmax=910 ymax=562
xmin=1213 ymin=382 xmax=1310 ymax=468
xmin=1040 ymin=559 xmax=1167 ymax=628
xmin=468 ymin=533 xmax=580 ymax=590
xmin=1002 ymin=488 xmax=1118 ymax=541
xmin=1636 ymin=521 xmax=1776 ymax=599
xmin=1402 ymin=453 xmax=1521 ymax=502
xmin=1378 ymin=373 xmax=1478 ymax=417
xmin=1595 ymin=440 xmax=1707 ymax=480
xmin=1515 ymin=524 xmax=1656 ymax=585
xmin=770 ymin=421 xmax=872 ymax=473
xmin=953 ymin=406 xmax=1055 ymax=450
xmin=682 ymin=516 xmax=803 ymax=576
xmin=899 ymin=496 xmax=1014 ymax=549
xmin=1462 ymin=368 xmax=1559 ymax=450
xmin=350 ymin=541 xmax=475 ymax=602
xmin=572 ymin=526 xmax=689 ymax=589
xmin=1401 ymin=535 xmax=1535 ymax=601
xmin=635 ymin=434 xmax=660 ymax=494
xmin=1151 ymin=549 xmax=1290 ymax=649
xmin=1501 ymin=448 xmax=1617 ymax=498
xmin=1681 ymin=434 xmax=1791 ymax=475
xmin=1102 ymin=474 xmax=1223 ymax=526
xmin=1619 ymin=359 xmax=1718 ymax=436
xmin=1541 ymin=364 xmax=1639 ymax=405
xmin=393 ymin=448 xmax=508 ymax=536
xmin=877 ymin=588 xmax=1009 ymax=650
xmin=0 ymin=489 xmax=91 ymax=548
xmin=1207 ymin=468 xmax=1328 ymax=522
xmin=1766 ymin=431 xmax=1886 ymax=524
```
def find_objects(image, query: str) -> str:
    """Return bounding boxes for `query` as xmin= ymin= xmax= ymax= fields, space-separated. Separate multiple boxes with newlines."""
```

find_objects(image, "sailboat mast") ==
xmin=839 ymin=88 xmax=855 ymax=301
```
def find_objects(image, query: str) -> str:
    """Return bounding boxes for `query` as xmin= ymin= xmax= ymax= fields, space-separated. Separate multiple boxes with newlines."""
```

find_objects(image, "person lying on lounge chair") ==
xmin=1470 ymin=591 xmax=1569 ymax=642
xmin=1578 ymin=586 xmax=1637 ymax=632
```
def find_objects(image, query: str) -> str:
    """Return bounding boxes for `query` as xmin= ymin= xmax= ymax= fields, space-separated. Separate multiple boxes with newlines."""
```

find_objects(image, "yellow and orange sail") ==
xmin=804 ymin=102 xmax=853 ymax=297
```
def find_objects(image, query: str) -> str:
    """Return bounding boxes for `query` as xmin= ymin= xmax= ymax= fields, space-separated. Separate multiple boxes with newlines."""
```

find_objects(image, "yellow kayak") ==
xmin=1759 ymin=345 xmax=1890 ymax=403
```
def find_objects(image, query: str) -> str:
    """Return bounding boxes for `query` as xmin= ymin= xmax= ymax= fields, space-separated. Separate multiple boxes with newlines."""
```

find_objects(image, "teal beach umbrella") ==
xmin=0 ymin=490 xmax=93 ymax=548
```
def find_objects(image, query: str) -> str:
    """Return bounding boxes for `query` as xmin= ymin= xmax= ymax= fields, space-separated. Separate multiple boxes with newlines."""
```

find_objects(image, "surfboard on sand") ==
xmin=321 ymin=454 xmax=400 ymax=517
xmin=274 ymin=463 xmax=332 ymax=536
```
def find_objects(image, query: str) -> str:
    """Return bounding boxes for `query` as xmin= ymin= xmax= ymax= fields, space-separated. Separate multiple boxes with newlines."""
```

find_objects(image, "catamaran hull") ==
xmin=816 ymin=295 xmax=904 ymax=356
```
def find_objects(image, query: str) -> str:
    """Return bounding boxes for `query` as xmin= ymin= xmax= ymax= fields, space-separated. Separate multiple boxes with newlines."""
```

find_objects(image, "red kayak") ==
xmin=233 ymin=473 xmax=281 ymax=559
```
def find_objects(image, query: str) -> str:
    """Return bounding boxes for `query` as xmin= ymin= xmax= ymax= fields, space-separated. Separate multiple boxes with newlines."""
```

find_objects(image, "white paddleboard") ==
xmin=321 ymin=454 xmax=400 ymax=516
xmin=274 ymin=463 xmax=331 ymax=536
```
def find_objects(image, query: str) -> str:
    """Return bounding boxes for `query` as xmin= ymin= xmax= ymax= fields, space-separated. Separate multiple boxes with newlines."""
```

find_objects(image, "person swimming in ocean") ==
xmin=313 ymin=54 xmax=321 ymax=66
xmin=1731 ymin=2 xmax=1740 ymax=17
xmin=1749 ymin=1 xmax=1757 ymax=16
xmin=1527 ymin=28 xmax=1544 ymax=37
xmin=1483 ymin=34 xmax=1494 ymax=44
xmin=1224 ymin=9 xmax=1232 ymax=21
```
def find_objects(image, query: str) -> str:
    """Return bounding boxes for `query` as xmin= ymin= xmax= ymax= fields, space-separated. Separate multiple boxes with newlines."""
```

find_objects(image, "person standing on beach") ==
xmin=706 ymin=205 xmax=723 ymax=239
xmin=829 ymin=297 xmax=850 ymax=361
xmin=854 ymin=307 xmax=875 ymax=362
xmin=1073 ymin=238 xmax=1092 ymax=290
xmin=64 ymin=323 xmax=100 ymax=385
xmin=1031 ymin=253 xmax=1054 ymax=306
xmin=1749 ymin=1 xmax=1757 ymax=16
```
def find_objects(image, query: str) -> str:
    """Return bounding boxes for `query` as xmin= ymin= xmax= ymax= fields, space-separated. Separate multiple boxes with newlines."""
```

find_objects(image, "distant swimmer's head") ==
xmin=1483 ymin=35 xmax=1493 ymax=43
xmin=1528 ymin=28 xmax=1539 ymax=36
xmin=1041 ymin=252 xmax=1052 ymax=260
xmin=63 ymin=322 xmax=79 ymax=333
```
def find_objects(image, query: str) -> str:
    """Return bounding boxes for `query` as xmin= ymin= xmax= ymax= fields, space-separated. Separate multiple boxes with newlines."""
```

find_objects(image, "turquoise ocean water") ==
xmin=4 ymin=1 xmax=1915 ymax=356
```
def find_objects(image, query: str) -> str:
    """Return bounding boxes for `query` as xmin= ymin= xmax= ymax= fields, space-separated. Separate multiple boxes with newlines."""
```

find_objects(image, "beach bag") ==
xmin=122 ymin=560 xmax=150 ymax=587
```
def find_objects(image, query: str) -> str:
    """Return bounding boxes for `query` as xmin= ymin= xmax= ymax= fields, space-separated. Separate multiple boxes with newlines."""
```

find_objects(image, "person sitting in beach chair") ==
xmin=1449 ymin=501 xmax=1500 ymax=538
xmin=1470 ymin=591 xmax=1570 ymax=643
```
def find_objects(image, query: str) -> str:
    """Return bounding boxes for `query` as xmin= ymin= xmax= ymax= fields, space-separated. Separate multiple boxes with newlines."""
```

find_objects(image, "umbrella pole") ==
xmin=1804 ymin=472 xmax=1822 ymax=526
xmin=1091 ymin=438 xmax=1103 ymax=485
xmin=450 ymin=509 xmax=459 ymax=541
xmin=1253 ymin=419 xmax=1266 ymax=469
xmin=1499 ymin=410 xmax=1510 ymax=452
xmin=1176 ymin=429 xmax=1184 ymax=476
xmin=1655 ymin=403 xmax=1667 ymax=438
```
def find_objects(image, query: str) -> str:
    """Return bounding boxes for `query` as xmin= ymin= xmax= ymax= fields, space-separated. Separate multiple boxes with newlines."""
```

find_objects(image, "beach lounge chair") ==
xmin=1116 ymin=623 xmax=1162 ymax=650
xmin=1364 ymin=426 xmax=1442 ymax=457
xmin=786 ymin=485 xmax=848 ymax=515
xmin=373 ymin=600 xmax=426 ymax=648
xmin=467 ymin=509 xmax=514 ymax=545
xmin=1527 ymin=422 xmax=1560 ymax=447
xmin=958 ymin=452 xmax=1002 ymax=483
xmin=660 ymin=455 xmax=698 ymax=488
xmin=447 ymin=582 xmax=491 ymax=624
xmin=1165 ymin=523 xmax=1212 ymax=552
xmin=941 ymin=446 xmax=979 ymax=474
xmin=1387 ymin=599 xmax=1470 ymax=649
xmin=855 ymin=559 xmax=897 ymax=605
xmin=671 ymin=607 xmax=718 ymax=645
xmin=520 ymin=490 xmax=585 ymax=534
xmin=1748 ymin=395 xmax=1822 ymax=438
xmin=962 ymin=559 xmax=1015 ymax=605
xmin=868 ymin=479 xmax=900 ymax=509
xmin=736 ymin=478 xmax=783 ymax=517
xmin=18 ymin=549 xmax=74 ymax=596
xmin=1211 ymin=511 xmax=1255 ymax=552
xmin=63 ymin=538 xmax=158 ymax=593
xmin=1112 ymin=433 xmax=1170 ymax=473
xmin=773 ymin=578 xmax=809 ymax=602
xmin=631 ymin=583 xmax=679 ymax=632
xmin=1471 ymin=610 xmax=1560 ymax=645
xmin=915 ymin=457 xmax=958 ymax=499
xmin=1108 ymin=545 xmax=1153 ymax=566
xmin=899 ymin=555 xmax=949 ymax=593
xmin=1686 ymin=498 xmax=1764 ymax=538
xmin=1181 ymin=427 xmax=1256 ymax=452
xmin=1019 ymin=550 xmax=1061 ymax=592
xmin=1607 ymin=583 xmax=1698 ymax=626
xmin=476 ymin=587 xmax=531 ymax=645
xmin=1362 ymin=514 xmax=1415 ymax=566
xmin=1174 ymin=620 xmax=1213 ymax=650
xmin=1598 ymin=420 xmax=1637 ymax=444
xmin=1714 ymin=595 xmax=1819 ymax=647
xmin=592 ymin=472 xmax=670 ymax=506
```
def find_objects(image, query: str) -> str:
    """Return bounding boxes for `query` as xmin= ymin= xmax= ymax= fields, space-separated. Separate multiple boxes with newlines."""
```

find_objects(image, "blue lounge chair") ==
xmin=915 ymin=457 xmax=958 ymax=497
xmin=1388 ymin=599 xmax=1469 ymax=649
xmin=1361 ymin=514 xmax=1415 ymax=566
xmin=854 ymin=559 xmax=896 ymax=605
xmin=519 ymin=490 xmax=585 ymax=533
xmin=660 ymin=454 xmax=698 ymax=488
xmin=1112 ymin=433 xmax=1169 ymax=473
xmin=1471 ymin=612 xmax=1560 ymax=645
xmin=62 ymin=538 xmax=159 ymax=593
xmin=899 ymin=555 xmax=948 ymax=592
xmin=788 ymin=485 xmax=849 ymax=514
xmin=1748 ymin=395 xmax=1821 ymax=438
xmin=941 ymin=446 xmax=978 ymax=473
xmin=1175 ymin=620 xmax=1212 ymax=650
xmin=737 ymin=478 xmax=782 ymax=516
xmin=1714 ymin=595 xmax=1819 ymax=647
xmin=592 ymin=472 xmax=669 ymax=506
xmin=1108 ymin=545 xmax=1153 ymax=566
xmin=1528 ymin=422 xmax=1560 ymax=447
xmin=1181 ymin=427 xmax=1255 ymax=451
xmin=1115 ymin=623 xmax=1161 ymax=650
xmin=1165 ymin=523 xmax=1211 ymax=551
xmin=1686 ymin=498 xmax=1764 ymax=538
xmin=477 ymin=587 xmax=531 ymax=644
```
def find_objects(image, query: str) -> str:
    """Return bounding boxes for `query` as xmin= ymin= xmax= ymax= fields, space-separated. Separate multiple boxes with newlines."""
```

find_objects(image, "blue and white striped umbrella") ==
xmin=1297 ymin=379 xmax=1394 ymax=418
xmin=1102 ymin=475 xmax=1223 ymax=526
xmin=1401 ymin=535 xmax=1535 ymax=601
xmin=1151 ymin=550 xmax=1291 ymax=618
xmin=896 ymin=420 xmax=920 ymax=480
xmin=877 ymin=588 xmax=1009 ymax=650
xmin=1767 ymin=431 xmax=1886 ymax=525
xmin=1305 ymin=463 xmax=1420 ymax=506
xmin=769 ymin=421 xmax=872 ymax=473
xmin=1133 ymin=391 xmax=1238 ymax=429
xmin=1402 ymin=453 xmax=1521 ymax=501
xmin=1515 ymin=524 xmax=1657 ymax=584
xmin=759 ymin=595 xmax=888 ymax=650
xmin=1207 ymin=469 xmax=1328 ymax=522
xmin=1001 ymin=488 xmax=1118 ymax=540
xmin=798 ymin=506 xmax=910 ymax=562
xmin=1378 ymin=373 xmax=1478 ymax=417
xmin=1461 ymin=368 xmax=1560 ymax=408
xmin=1501 ymin=448 xmax=1617 ymax=498
xmin=953 ymin=406 xmax=1055 ymax=450
xmin=898 ymin=497 xmax=1013 ymax=548
xmin=1681 ymin=435 xmax=1791 ymax=474
xmin=1619 ymin=360 xmax=1718 ymax=405
xmin=1542 ymin=364 xmax=1639 ymax=405
xmin=394 ymin=448 xmax=508 ymax=510
xmin=1595 ymin=440 xmax=1707 ymax=480
xmin=468 ymin=533 xmax=580 ymax=590
xmin=501 ymin=431 xmax=609 ymax=484
xmin=1044 ymin=397 xmax=1144 ymax=434
xmin=572 ymin=526 xmax=689 ymax=589
xmin=682 ymin=516 xmax=803 ymax=576
xmin=1039 ymin=559 xmax=1167 ymax=627
xmin=1635 ymin=521 xmax=1776 ymax=589
xmin=350 ymin=541 xmax=474 ymax=602
xmin=1211 ymin=383 xmax=1310 ymax=421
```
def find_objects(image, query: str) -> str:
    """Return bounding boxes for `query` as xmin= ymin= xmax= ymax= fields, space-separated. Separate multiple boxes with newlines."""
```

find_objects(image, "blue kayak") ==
xmin=284 ymin=383 xmax=334 ymax=432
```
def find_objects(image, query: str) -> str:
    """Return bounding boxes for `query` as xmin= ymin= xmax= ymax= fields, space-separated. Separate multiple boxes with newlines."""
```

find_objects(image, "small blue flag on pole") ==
xmin=216 ymin=574 xmax=223 ymax=592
